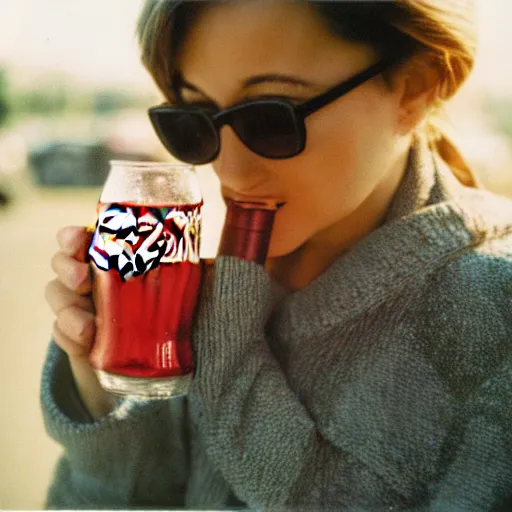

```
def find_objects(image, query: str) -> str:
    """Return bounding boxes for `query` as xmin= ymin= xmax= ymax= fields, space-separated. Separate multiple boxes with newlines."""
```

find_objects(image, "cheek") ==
xmin=268 ymin=92 xmax=396 ymax=251
xmin=300 ymin=91 xmax=396 ymax=196
xmin=286 ymin=111 xmax=374 ymax=207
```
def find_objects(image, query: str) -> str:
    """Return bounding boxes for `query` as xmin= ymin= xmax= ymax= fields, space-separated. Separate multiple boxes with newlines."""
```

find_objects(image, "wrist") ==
xmin=69 ymin=356 xmax=119 ymax=421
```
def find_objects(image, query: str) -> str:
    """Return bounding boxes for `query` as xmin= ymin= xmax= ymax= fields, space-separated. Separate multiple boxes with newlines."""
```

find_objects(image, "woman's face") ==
xmin=177 ymin=0 xmax=411 ymax=259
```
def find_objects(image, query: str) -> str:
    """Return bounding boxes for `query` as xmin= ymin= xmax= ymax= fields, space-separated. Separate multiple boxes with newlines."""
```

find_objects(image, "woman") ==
xmin=42 ymin=1 xmax=512 ymax=510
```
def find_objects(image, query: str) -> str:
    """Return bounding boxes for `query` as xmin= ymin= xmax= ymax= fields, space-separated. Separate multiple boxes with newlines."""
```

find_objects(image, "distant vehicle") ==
xmin=28 ymin=140 xmax=153 ymax=187
xmin=0 ymin=188 xmax=10 ymax=207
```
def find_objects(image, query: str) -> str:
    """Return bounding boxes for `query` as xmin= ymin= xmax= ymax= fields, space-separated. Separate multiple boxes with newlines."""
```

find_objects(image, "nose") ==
xmin=212 ymin=127 xmax=268 ymax=193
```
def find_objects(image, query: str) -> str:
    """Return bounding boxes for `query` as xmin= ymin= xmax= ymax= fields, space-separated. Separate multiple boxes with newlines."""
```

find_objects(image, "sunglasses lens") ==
xmin=150 ymin=110 xmax=218 ymax=165
xmin=231 ymin=103 xmax=303 ymax=158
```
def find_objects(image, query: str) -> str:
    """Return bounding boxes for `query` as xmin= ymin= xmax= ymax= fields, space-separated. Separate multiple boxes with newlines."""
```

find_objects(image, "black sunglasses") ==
xmin=148 ymin=56 xmax=397 ymax=165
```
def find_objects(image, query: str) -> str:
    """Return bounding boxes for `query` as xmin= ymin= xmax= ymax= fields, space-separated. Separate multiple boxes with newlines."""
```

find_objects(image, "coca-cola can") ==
xmin=87 ymin=160 xmax=203 ymax=399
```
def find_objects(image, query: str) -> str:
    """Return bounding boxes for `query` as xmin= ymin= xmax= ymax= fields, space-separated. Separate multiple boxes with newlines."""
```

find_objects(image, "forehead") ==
xmin=176 ymin=0 xmax=373 ymax=89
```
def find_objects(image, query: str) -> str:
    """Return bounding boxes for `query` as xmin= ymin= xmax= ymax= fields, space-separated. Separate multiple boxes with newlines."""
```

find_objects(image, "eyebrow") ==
xmin=179 ymin=74 xmax=317 ymax=97
xmin=242 ymin=74 xmax=316 ymax=88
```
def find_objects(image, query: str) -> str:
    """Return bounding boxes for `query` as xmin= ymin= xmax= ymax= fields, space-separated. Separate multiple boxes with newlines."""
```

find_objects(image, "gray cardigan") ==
xmin=41 ymin=135 xmax=512 ymax=510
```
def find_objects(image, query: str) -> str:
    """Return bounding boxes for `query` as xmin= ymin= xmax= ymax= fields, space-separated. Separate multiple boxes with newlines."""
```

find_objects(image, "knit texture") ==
xmin=41 ymin=135 xmax=512 ymax=510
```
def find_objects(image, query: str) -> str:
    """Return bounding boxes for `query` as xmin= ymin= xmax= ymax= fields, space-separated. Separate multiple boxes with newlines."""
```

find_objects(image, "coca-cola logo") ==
xmin=89 ymin=203 xmax=201 ymax=280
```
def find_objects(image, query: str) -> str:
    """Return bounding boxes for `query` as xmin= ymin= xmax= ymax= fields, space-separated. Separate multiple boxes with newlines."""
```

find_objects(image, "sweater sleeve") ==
xmin=188 ymin=256 xmax=415 ymax=509
xmin=40 ymin=341 xmax=190 ymax=509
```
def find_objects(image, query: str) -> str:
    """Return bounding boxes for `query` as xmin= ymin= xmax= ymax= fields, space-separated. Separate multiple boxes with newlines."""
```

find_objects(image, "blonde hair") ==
xmin=137 ymin=0 xmax=481 ymax=188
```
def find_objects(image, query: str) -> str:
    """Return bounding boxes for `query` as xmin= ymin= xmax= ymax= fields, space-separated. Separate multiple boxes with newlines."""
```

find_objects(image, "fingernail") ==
xmin=79 ymin=318 xmax=94 ymax=338
xmin=73 ymin=264 xmax=90 ymax=289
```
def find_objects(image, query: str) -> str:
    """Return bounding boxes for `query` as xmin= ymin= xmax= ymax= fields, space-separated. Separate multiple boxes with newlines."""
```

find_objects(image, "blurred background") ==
xmin=1 ymin=0 xmax=512 ymax=509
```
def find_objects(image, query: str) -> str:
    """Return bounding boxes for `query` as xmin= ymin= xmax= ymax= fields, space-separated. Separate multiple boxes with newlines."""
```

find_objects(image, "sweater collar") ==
xmin=272 ymin=134 xmax=512 ymax=341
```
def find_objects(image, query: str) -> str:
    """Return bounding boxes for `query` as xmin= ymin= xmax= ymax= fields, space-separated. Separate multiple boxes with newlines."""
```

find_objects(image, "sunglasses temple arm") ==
xmin=297 ymin=57 xmax=397 ymax=118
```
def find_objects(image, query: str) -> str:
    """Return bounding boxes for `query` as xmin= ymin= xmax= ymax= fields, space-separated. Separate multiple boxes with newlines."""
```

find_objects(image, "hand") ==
xmin=45 ymin=226 xmax=95 ymax=361
xmin=45 ymin=225 xmax=117 ymax=419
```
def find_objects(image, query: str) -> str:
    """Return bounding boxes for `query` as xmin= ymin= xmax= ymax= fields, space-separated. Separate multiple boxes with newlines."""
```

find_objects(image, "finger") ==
xmin=45 ymin=278 xmax=95 ymax=315
xmin=52 ymin=320 xmax=93 ymax=361
xmin=57 ymin=226 xmax=94 ymax=262
xmin=55 ymin=305 xmax=95 ymax=353
xmin=51 ymin=252 xmax=92 ymax=295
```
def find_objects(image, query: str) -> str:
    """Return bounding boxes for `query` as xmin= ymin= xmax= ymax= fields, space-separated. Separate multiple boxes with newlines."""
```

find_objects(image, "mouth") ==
xmin=221 ymin=191 xmax=286 ymax=209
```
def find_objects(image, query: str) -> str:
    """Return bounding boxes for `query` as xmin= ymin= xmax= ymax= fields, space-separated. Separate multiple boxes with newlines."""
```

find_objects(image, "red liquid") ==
xmin=88 ymin=201 xmax=202 ymax=379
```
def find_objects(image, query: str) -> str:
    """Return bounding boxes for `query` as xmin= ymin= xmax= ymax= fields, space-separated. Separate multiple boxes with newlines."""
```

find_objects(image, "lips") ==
xmin=221 ymin=187 xmax=286 ymax=208
xmin=223 ymin=196 xmax=286 ymax=211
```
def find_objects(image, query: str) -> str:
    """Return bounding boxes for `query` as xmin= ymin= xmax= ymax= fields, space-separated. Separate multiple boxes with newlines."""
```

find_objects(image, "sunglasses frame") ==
xmin=148 ymin=55 xmax=399 ymax=164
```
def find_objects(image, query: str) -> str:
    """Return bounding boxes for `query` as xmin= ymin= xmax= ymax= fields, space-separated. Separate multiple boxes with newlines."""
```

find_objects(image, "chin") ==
xmin=266 ymin=231 xmax=308 ymax=259
xmin=268 ymin=207 xmax=314 ymax=258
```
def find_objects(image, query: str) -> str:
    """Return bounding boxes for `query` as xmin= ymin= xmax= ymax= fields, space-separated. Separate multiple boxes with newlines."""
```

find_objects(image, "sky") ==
xmin=0 ymin=0 xmax=511 ymax=95
xmin=0 ymin=0 xmax=151 ymax=88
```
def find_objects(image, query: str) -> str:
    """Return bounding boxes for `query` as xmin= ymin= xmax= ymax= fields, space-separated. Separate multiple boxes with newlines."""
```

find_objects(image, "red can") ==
xmin=87 ymin=161 xmax=203 ymax=399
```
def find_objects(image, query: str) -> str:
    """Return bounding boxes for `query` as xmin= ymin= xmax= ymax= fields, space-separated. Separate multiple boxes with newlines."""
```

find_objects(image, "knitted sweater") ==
xmin=41 ymin=135 xmax=512 ymax=511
